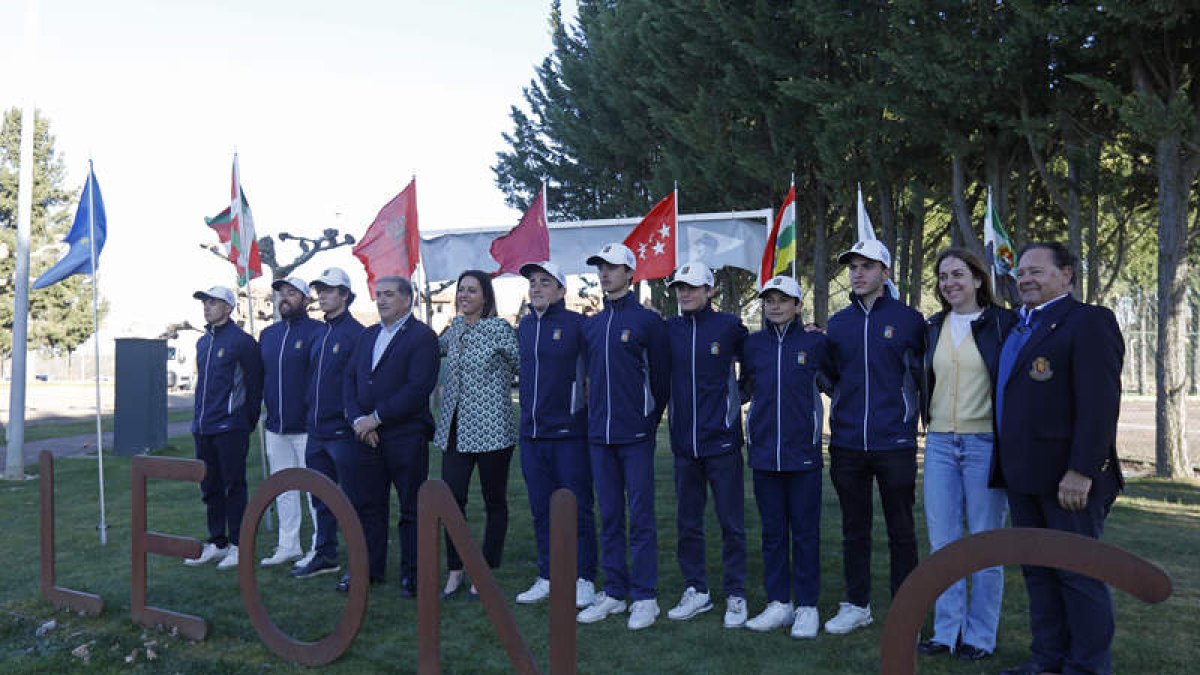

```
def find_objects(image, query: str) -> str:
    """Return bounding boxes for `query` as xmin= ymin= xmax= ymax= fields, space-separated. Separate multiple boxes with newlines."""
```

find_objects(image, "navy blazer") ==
xmin=344 ymin=317 xmax=440 ymax=441
xmin=991 ymin=296 xmax=1124 ymax=496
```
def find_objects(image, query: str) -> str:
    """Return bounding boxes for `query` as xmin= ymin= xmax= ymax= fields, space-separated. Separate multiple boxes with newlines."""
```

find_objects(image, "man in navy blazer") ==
xmin=992 ymin=242 xmax=1124 ymax=675
xmin=341 ymin=275 xmax=439 ymax=596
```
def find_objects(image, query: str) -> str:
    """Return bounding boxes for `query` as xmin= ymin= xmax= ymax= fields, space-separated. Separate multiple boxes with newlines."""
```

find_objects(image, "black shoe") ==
xmin=290 ymin=555 xmax=341 ymax=579
xmin=401 ymin=577 xmax=417 ymax=598
xmin=336 ymin=574 xmax=384 ymax=593
xmin=917 ymin=640 xmax=951 ymax=656
xmin=999 ymin=662 xmax=1059 ymax=675
xmin=956 ymin=644 xmax=991 ymax=661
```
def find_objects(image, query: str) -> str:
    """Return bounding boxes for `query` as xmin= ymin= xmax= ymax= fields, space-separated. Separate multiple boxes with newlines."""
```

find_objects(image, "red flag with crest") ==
xmin=353 ymin=178 xmax=420 ymax=295
xmin=490 ymin=185 xmax=549 ymax=276
xmin=623 ymin=190 xmax=676 ymax=282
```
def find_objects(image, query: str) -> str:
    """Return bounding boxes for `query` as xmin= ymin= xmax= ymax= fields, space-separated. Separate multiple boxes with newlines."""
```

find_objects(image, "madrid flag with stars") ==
xmin=623 ymin=191 xmax=676 ymax=282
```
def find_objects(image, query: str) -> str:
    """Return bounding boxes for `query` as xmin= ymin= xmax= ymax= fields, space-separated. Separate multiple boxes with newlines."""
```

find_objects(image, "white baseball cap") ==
xmin=193 ymin=285 xmax=237 ymax=309
xmin=311 ymin=267 xmax=352 ymax=290
xmin=586 ymin=242 xmax=637 ymax=271
xmin=519 ymin=260 xmax=567 ymax=288
xmin=758 ymin=275 xmax=803 ymax=301
xmin=668 ymin=261 xmax=714 ymax=288
xmin=837 ymin=239 xmax=892 ymax=268
xmin=271 ymin=276 xmax=310 ymax=296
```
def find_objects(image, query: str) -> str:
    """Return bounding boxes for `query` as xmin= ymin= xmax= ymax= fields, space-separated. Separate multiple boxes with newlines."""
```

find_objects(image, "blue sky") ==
xmin=1 ymin=0 xmax=574 ymax=334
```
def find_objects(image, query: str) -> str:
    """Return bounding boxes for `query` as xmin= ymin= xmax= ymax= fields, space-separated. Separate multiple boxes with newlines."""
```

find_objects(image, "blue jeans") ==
xmin=923 ymin=432 xmax=1008 ymax=652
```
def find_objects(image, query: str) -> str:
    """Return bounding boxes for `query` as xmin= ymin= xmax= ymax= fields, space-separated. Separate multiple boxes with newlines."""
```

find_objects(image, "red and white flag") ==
xmin=212 ymin=155 xmax=262 ymax=287
xmin=353 ymin=178 xmax=421 ymax=295
xmin=623 ymin=190 xmax=676 ymax=282
xmin=490 ymin=184 xmax=549 ymax=276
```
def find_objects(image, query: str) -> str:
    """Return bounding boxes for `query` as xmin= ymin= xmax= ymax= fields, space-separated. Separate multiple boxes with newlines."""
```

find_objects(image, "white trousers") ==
xmin=264 ymin=430 xmax=318 ymax=552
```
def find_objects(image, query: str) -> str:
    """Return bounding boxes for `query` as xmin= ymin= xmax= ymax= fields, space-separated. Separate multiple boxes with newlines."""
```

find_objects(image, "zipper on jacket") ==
xmin=313 ymin=323 xmax=332 ymax=429
xmin=775 ymin=321 xmax=786 ymax=470
xmin=604 ymin=308 xmax=614 ymax=444
xmin=861 ymin=302 xmax=871 ymax=451
xmin=198 ymin=328 xmax=214 ymax=430
xmin=691 ymin=315 xmax=698 ymax=458
xmin=276 ymin=322 xmax=290 ymax=433
xmin=532 ymin=314 xmax=542 ymax=438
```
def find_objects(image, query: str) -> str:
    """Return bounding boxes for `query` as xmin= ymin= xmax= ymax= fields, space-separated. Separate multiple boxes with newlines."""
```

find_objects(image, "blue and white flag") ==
xmin=33 ymin=162 xmax=107 ymax=289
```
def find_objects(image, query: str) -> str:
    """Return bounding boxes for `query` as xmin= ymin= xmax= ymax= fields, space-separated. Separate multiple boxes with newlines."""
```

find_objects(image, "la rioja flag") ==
xmin=490 ymin=184 xmax=549 ymax=276
xmin=623 ymin=190 xmax=676 ymax=282
xmin=760 ymin=180 xmax=796 ymax=286
xmin=353 ymin=178 xmax=420 ymax=295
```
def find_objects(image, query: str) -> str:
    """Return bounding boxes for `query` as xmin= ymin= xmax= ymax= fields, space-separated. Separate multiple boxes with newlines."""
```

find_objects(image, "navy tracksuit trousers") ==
xmin=673 ymin=451 xmax=746 ymax=597
xmin=753 ymin=467 xmax=821 ymax=606
xmin=194 ymin=430 xmax=250 ymax=547
xmin=590 ymin=438 xmax=657 ymax=601
xmin=305 ymin=435 xmax=355 ymax=560
xmin=521 ymin=436 xmax=597 ymax=582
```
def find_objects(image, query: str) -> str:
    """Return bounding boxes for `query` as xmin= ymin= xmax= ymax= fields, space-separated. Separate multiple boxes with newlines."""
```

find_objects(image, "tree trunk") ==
xmin=875 ymin=181 xmax=897 ymax=264
xmin=1154 ymin=133 xmax=1191 ymax=478
xmin=812 ymin=187 xmax=829 ymax=325
xmin=908 ymin=185 xmax=927 ymax=310
xmin=1014 ymin=155 xmax=1030 ymax=249
xmin=1066 ymin=143 xmax=1083 ymax=299
xmin=950 ymin=152 xmax=983 ymax=254
xmin=1137 ymin=289 xmax=1147 ymax=395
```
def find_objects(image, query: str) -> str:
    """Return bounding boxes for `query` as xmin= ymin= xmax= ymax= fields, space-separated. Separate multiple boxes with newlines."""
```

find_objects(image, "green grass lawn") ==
xmin=11 ymin=409 xmax=194 ymax=444
xmin=0 ymin=426 xmax=1197 ymax=674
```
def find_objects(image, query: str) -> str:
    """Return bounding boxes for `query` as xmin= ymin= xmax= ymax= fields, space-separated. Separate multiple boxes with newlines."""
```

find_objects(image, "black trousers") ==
xmin=828 ymin=446 xmax=918 ymax=607
xmin=441 ymin=420 xmax=514 ymax=571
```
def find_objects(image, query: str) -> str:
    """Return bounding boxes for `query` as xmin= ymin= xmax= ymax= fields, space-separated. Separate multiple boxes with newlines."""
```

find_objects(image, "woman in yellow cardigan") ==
xmin=918 ymin=248 xmax=1016 ymax=661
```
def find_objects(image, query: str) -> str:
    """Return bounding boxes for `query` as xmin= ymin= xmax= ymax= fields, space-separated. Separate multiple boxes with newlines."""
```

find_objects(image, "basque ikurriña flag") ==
xmin=34 ymin=161 xmax=107 ymax=289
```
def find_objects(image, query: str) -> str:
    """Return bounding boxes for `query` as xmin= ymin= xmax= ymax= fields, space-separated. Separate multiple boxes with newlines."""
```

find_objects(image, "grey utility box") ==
xmin=114 ymin=338 xmax=168 ymax=456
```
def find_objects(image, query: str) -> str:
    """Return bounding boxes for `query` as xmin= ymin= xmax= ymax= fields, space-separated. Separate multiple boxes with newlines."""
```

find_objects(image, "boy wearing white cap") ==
xmin=576 ymin=243 xmax=670 ymax=631
xmin=823 ymin=240 xmax=925 ymax=635
xmin=257 ymin=276 xmax=324 ymax=567
xmin=741 ymin=275 xmax=834 ymax=638
xmin=514 ymin=261 xmax=598 ymax=608
xmin=663 ymin=262 xmax=750 ymax=628
xmin=184 ymin=286 xmax=264 ymax=570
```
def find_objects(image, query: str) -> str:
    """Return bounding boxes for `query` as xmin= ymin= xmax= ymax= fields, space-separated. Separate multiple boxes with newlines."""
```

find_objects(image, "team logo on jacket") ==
xmin=216 ymin=348 xmax=225 ymax=358
xmin=1029 ymin=356 xmax=1053 ymax=382
xmin=294 ymin=340 xmax=304 ymax=349
xmin=553 ymin=328 xmax=562 ymax=341
xmin=883 ymin=325 xmax=895 ymax=339
xmin=709 ymin=341 xmax=720 ymax=356
xmin=332 ymin=342 xmax=340 ymax=354
xmin=797 ymin=351 xmax=808 ymax=365
xmin=620 ymin=329 xmax=631 ymax=342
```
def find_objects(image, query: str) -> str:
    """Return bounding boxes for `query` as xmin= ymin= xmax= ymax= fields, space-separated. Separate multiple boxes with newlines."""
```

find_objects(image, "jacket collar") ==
xmin=681 ymin=304 xmax=713 ymax=320
xmin=534 ymin=299 xmax=566 ymax=319
xmin=603 ymin=291 xmax=636 ymax=310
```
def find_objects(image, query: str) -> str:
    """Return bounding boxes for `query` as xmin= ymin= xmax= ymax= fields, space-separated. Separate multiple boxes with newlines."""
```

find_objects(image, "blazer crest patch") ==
xmin=709 ymin=341 xmax=720 ymax=356
xmin=797 ymin=351 xmax=808 ymax=365
xmin=1029 ymin=356 xmax=1053 ymax=382
xmin=883 ymin=325 xmax=895 ymax=339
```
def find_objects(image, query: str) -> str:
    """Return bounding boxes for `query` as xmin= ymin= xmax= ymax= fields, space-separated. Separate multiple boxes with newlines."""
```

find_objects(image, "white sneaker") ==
xmin=575 ymin=578 xmax=596 ymax=609
xmin=667 ymin=586 xmax=712 ymax=621
xmin=577 ymin=592 xmax=626 ymax=624
xmin=516 ymin=577 xmax=551 ymax=604
xmin=183 ymin=543 xmax=227 ymax=567
xmin=745 ymin=601 xmax=795 ymax=632
xmin=824 ymin=602 xmax=872 ymax=634
xmin=724 ymin=596 xmax=748 ymax=628
xmin=791 ymin=606 xmax=820 ymax=639
xmin=260 ymin=547 xmax=303 ymax=567
xmin=293 ymin=549 xmax=316 ymax=569
xmin=215 ymin=545 xmax=240 ymax=570
xmin=627 ymin=599 xmax=660 ymax=631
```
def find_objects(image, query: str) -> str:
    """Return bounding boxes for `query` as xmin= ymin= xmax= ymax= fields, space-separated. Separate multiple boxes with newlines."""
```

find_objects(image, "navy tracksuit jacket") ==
xmin=192 ymin=320 xmax=264 ymax=436
xmin=306 ymin=311 xmax=366 ymax=440
xmin=259 ymin=315 xmax=323 ymax=434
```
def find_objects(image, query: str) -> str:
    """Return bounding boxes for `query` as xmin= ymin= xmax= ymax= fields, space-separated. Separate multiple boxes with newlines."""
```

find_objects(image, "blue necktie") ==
xmin=995 ymin=309 xmax=1039 ymax=426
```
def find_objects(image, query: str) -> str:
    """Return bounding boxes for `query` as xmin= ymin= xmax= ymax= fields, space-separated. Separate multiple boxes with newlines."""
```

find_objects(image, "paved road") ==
xmin=0 ymin=420 xmax=194 ymax=473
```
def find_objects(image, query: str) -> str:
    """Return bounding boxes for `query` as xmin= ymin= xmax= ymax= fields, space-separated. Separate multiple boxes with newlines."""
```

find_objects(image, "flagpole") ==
xmin=673 ymin=181 xmax=680 ymax=263
xmin=86 ymin=162 xmax=108 ymax=545
xmin=987 ymin=186 xmax=997 ymax=294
